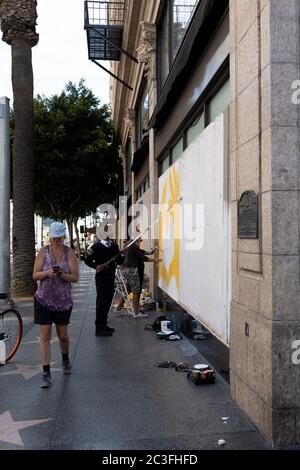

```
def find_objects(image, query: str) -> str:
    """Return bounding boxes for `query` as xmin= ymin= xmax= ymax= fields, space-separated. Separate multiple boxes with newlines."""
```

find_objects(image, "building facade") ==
xmin=109 ymin=0 xmax=300 ymax=446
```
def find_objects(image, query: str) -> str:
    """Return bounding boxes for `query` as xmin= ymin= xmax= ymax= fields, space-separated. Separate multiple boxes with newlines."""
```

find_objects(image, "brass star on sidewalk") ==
xmin=0 ymin=411 xmax=51 ymax=446
xmin=0 ymin=362 xmax=61 ymax=380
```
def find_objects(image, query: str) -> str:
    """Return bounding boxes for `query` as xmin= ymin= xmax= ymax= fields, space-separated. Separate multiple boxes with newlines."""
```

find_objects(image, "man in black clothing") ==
xmin=84 ymin=225 xmax=124 ymax=336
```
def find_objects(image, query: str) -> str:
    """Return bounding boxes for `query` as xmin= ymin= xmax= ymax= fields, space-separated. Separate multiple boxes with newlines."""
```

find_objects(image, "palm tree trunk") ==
xmin=73 ymin=218 xmax=81 ymax=258
xmin=67 ymin=218 xmax=74 ymax=249
xmin=0 ymin=0 xmax=39 ymax=297
xmin=11 ymin=38 xmax=36 ymax=296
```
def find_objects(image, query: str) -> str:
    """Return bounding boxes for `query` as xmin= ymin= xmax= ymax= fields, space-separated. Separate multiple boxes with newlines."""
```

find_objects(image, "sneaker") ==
xmin=133 ymin=311 xmax=148 ymax=319
xmin=40 ymin=372 xmax=52 ymax=388
xmin=113 ymin=304 xmax=123 ymax=311
xmin=62 ymin=359 xmax=72 ymax=375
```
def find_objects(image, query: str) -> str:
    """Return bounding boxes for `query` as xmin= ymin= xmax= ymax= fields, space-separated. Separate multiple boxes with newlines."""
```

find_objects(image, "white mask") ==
xmin=100 ymin=239 xmax=112 ymax=248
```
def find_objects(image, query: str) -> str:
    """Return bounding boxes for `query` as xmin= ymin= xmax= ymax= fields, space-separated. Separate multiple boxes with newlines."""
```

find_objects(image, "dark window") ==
xmin=143 ymin=175 xmax=149 ymax=192
xmin=172 ymin=0 xmax=199 ymax=61
xmin=160 ymin=6 xmax=169 ymax=86
xmin=159 ymin=153 xmax=171 ymax=176
xmin=170 ymin=137 xmax=183 ymax=164
xmin=207 ymin=79 xmax=230 ymax=123
xmin=157 ymin=0 xmax=200 ymax=92
xmin=125 ymin=139 xmax=132 ymax=193
xmin=186 ymin=110 xmax=205 ymax=146
xmin=136 ymin=174 xmax=150 ymax=201
xmin=159 ymin=73 xmax=229 ymax=176
xmin=136 ymin=86 xmax=149 ymax=148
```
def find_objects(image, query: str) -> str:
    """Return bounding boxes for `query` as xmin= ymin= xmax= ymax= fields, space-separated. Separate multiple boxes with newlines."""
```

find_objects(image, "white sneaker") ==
xmin=133 ymin=311 xmax=148 ymax=319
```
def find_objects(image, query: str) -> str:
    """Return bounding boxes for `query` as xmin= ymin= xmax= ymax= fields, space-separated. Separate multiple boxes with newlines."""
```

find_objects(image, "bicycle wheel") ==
xmin=0 ymin=309 xmax=23 ymax=363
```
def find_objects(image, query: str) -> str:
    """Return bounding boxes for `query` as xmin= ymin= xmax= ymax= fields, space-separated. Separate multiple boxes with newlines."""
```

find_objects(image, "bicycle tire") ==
xmin=0 ymin=308 xmax=23 ymax=363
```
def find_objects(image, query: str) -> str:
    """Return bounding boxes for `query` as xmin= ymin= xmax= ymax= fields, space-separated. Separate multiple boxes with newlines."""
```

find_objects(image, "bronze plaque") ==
xmin=238 ymin=191 xmax=259 ymax=239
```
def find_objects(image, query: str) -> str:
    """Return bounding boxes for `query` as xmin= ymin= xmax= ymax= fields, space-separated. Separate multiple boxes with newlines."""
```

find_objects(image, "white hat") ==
xmin=50 ymin=222 xmax=66 ymax=238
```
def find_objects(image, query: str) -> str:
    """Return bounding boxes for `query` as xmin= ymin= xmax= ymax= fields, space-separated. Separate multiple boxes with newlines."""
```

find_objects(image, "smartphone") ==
xmin=52 ymin=265 xmax=61 ymax=273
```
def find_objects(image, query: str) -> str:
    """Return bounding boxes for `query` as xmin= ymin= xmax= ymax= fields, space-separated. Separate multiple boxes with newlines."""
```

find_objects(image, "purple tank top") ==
xmin=34 ymin=245 xmax=73 ymax=311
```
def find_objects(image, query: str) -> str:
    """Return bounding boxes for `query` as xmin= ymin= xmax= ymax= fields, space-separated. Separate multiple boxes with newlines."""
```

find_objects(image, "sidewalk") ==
xmin=0 ymin=263 xmax=270 ymax=450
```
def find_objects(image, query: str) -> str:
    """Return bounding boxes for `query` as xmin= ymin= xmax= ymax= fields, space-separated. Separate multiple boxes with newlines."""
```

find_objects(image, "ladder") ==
xmin=111 ymin=266 xmax=134 ymax=317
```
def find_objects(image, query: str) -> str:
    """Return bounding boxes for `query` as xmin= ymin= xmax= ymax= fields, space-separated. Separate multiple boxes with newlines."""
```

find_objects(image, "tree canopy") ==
xmin=33 ymin=79 xmax=121 ymax=221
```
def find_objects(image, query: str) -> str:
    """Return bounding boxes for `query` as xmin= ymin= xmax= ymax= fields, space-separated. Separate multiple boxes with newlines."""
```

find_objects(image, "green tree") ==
xmin=33 ymin=80 xmax=121 ymax=241
xmin=0 ymin=0 xmax=39 ymax=296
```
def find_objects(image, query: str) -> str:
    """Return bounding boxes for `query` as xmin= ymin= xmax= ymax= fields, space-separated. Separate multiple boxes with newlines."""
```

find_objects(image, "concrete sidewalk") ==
xmin=0 ymin=263 xmax=270 ymax=450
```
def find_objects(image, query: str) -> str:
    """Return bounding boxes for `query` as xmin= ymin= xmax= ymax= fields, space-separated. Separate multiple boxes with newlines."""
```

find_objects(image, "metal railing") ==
xmin=84 ymin=1 xmax=125 ymax=28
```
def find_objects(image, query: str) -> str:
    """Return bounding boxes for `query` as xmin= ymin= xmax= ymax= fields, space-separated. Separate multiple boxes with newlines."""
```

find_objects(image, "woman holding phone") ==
xmin=33 ymin=222 xmax=79 ymax=388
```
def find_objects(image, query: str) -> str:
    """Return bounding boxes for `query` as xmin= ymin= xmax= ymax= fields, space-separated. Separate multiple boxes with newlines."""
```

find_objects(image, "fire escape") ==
xmin=84 ymin=1 xmax=137 ymax=90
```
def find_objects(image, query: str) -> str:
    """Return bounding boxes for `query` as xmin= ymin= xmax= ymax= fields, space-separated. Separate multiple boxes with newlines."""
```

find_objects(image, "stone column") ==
xmin=137 ymin=21 xmax=158 ymax=298
xmin=230 ymin=0 xmax=300 ymax=446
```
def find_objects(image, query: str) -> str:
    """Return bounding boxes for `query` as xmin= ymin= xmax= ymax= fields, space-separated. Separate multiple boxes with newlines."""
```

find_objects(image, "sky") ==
xmin=0 ymin=0 xmax=110 ymax=104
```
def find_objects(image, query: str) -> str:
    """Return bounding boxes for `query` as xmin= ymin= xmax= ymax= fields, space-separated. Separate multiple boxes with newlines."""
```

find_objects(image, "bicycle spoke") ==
xmin=0 ymin=309 xmax=23 ymax=362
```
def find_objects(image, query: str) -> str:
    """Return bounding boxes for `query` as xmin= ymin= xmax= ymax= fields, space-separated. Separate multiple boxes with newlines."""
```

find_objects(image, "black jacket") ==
xmin=84 ymin=240 xmax=124 ymax=279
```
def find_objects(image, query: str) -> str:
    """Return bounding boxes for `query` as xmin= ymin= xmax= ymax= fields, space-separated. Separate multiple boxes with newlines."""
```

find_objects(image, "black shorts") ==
xmin=34 ymin=298 xmax=72 ymax=325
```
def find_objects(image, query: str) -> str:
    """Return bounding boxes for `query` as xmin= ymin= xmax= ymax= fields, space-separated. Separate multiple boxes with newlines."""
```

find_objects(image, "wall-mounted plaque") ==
xmin=238 ymin=190 xmax=259 ymax=239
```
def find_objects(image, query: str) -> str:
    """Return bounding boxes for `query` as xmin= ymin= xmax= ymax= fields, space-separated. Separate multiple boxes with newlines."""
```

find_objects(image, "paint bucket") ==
xmin=193 ymin=363 xmax=209 ymax=371
xmin=160 ymin=320 xmax=174 ymax=334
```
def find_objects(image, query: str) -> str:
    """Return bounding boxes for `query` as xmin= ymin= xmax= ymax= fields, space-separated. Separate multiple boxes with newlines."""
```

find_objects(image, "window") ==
xmin=136 ymin=175 xmax=150 ymax=200
xmin=136 ymin=86 xmax=149 ymax=148
xmin=186 ymin=111 xmax=205 ymax=145
xmin=143 ymin=176 xmax=149 ymax=193
xmin=160 ymin=8 xmax=169 ymax=86
xmin=125 ymin=139 xmax=132 ymax=191
xmin=172 ymin=0 xmax=199 ymax=62
xmin=159 ymin=74 xmax=229 ymax=176
xmin=158 ymin=0 xmax=200 ymax=90
xmin=136 ymin=187 xmax=142 ymax=199
xmin=171 ymin=137 xmax=183 ymax=164
xmin=159 ymin=153 xmax=170 ymax=176
xmin=208 ymin=79 xmax=230 ymax=123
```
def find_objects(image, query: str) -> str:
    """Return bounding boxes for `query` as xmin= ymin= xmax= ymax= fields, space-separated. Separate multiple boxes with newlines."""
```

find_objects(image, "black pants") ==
xmin=95 ymin=275 xmax=115 ymax=331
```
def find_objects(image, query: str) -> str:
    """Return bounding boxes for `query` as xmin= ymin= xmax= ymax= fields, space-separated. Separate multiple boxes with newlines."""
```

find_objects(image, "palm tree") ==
xmin=0 ymin=0 xmax=39 ymax=296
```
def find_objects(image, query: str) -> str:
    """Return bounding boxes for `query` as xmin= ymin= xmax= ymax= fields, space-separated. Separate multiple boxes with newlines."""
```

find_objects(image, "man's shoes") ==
xmin=133 ymin=311 xmax=148 ymax=319
xmin=95 ymin=325 xmax=114 ymax=335
xmin=104 ymin=325 xmax=115 ymax=332
xmin=62 ymin=359 xmax=72 ymax=374
xmin=40 ymin=371 xmax=52 ymax=388
xmin=95 ymin=329 xmax=113 ymax=336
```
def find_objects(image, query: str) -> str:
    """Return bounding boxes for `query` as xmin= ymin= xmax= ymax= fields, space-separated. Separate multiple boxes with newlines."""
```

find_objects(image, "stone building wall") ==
xmin=229 ymin=0 xmax=300 ymax=445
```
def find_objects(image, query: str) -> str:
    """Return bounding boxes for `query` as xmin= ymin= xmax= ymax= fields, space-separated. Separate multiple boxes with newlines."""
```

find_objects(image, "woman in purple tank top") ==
xmin=33 ymin=222 xmax=79 ymax=388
